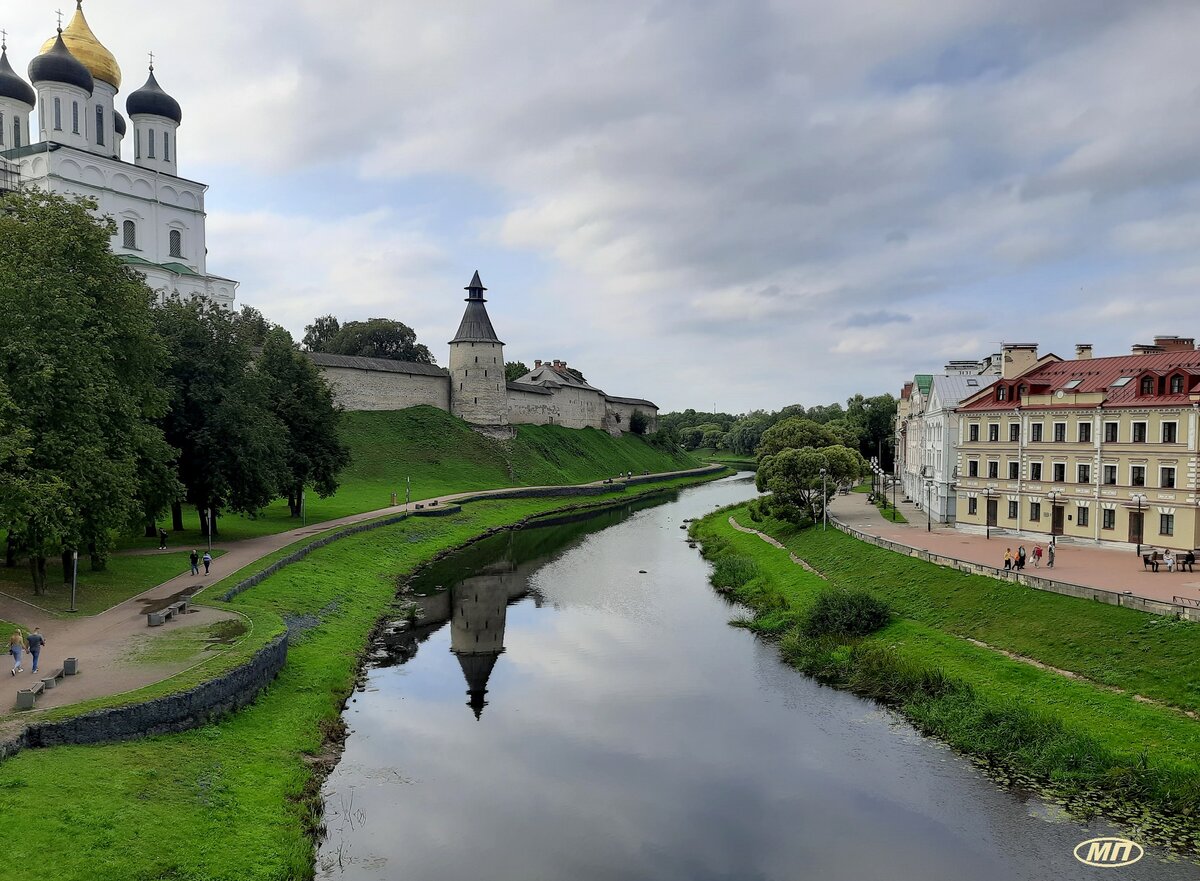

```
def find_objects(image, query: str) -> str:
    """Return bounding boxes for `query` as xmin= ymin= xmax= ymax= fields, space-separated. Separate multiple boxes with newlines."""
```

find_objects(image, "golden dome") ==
xmin=39 ymin=2 xmax=121 ymax=90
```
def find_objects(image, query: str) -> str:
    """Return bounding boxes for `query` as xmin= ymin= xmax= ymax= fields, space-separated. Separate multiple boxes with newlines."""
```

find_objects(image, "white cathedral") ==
xmin=0 ymin=2 xmax=237 ymax=306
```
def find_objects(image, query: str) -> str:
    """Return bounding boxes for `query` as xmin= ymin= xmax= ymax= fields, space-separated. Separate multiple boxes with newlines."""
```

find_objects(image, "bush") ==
xmin=801 ymin=587 xmax=891 ymax=639
xmin=710 ymin=553 xmax=760 ymax=593
xmin=629 ymin=409 xmax=650 ymax=435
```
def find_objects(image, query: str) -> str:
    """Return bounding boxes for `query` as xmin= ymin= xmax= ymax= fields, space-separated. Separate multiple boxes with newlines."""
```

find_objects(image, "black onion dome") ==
xmin=28 ymin=33 xmax=93 ymax=94
xmin=113 ymin=110 xmax=126 ymax=136
xmin=0 ymin=49 xmax=36 ymax=106
xmin=126 ymin=69 xmax=181 ymax=124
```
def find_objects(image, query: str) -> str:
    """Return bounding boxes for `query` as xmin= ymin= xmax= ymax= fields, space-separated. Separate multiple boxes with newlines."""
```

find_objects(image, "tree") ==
xmin=824 ymin=418 xmax=863 ymax=450
xmin=756 ymin=418 xmax=838 ymax=460
xmin=302 ymin=314 xmax=340 ymax=352
xmin=629 ymin=409 xmax=650 ymax=435
xmin=701 ymin=428 xmax=726 ymax=450
xmin=0 ymin=191 xmax=174 ymax=593
xmin=846 ymin=393 xmax=898 ymax=468
xmin=322 ymin=318 xmax=436 ymax=364
xmin=155 ymin=300 xmax=290 ymax=536
xmin=505 ymin=361 xmax=530 ymax=382
xmin=756 ymin=445 xmax=865 ymax=524
xmin=257 ymin=328 xmax=352 ymax=516
xmin=231 ymin=305 xmax=274 ymax=348
xmin=725 ymin=413 xmax=772 ymax=456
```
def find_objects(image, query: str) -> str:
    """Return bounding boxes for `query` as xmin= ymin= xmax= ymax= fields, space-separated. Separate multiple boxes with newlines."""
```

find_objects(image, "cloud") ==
xmin=837 ymin=311 xmax=914 ymax=329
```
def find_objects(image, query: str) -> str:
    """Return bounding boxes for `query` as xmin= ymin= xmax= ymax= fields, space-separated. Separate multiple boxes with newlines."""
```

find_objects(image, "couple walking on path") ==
xmin=189 ymin=550 xmax=213 ymax=576
xmin=9 ymin=628 xmax=45 ymax=676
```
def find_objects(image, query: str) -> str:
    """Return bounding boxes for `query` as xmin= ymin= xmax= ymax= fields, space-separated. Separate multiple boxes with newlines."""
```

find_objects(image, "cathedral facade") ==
xmin=0 ymin=2 xmax=237 ymax=306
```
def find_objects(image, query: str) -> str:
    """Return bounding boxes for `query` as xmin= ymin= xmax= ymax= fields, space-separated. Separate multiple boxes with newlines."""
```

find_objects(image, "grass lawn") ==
xmin=873 ymin=495 xmax=907 ymax=523
xmin=0 ymin=475 xmax=716 ymax=881
xmin=694 ymin=447 xmax=757 ymax=469
xmin=693 ymin=506 xmax=1200 ymax=831
xmin=0 ymin=551 xmax=226 ymax=617
xmin=120 ymin=619 xmax=248 ymax=667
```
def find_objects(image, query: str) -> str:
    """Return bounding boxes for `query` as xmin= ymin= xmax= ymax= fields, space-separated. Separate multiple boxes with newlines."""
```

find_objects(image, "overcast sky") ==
xmin=8 ymin=1 xmax=1200 ymax=413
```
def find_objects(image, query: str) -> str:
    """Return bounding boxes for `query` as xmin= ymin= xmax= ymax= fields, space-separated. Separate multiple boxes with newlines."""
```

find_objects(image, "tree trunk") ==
xmin=171 ymin=501 xmax=184 ymax=532
xmin=89 ymin=542 xmax=106 ymax=572
xmin=210 ymin=508 xmax=220 ymax=537
xmin=287 ymin=491 xmax=298 ymax=518
xmin=144 ymin=518 xmax=157 ymax=538
xmin=29 ymin=554 xmax=47 ymax=596
xmin=6 ymin=536 xmax=16 ymax=568
xmin=61 ymin=549 xmax=74 ymax=585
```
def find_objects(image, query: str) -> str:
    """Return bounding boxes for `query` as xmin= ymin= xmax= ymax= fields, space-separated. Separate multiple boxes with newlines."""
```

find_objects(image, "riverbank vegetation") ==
xmin=694 ymin=505 xmax=1200 ymax=844
xmin=0 ymin=474 xmax=719 ymax=881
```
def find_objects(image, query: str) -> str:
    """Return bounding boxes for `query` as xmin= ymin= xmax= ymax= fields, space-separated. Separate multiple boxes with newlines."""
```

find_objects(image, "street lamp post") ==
xmin=982 ymin=488 xmax=993 ymax=541
xmin=68 ymin=550 xmax=78 ymax=613
xmin=925 ymin=479 xmax=933 ymax=532
xmin=1046 ymin=489 xmax=1064 ymax=542
xmin=820 ymin=467 xmax=828 ymax=531
xmin=1131 ymin=492 xmax=1147 ymax=556
xmin=892 ymin=466 xmax=898 ymax=522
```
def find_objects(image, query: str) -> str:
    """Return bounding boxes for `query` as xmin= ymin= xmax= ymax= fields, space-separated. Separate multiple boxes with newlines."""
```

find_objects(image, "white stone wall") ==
xmin=604 ymin=400 xmax=659 ymax=434
xmin=0 ymin=99 xmax=32 ymax=150
xmin=130 ymin=112 xmax=179 ymax=177
xmin=320 ymin=366 xmax=450 ymax=412
xmin=544 ymin=385 xmax=607 ymax=429
xmin=449 ymin=341 xmax=508 ymax=425
xmin=34 ymin=82 xmax=91 ymax=149
xmin=507 ymin=389 xmax=558 ymax=425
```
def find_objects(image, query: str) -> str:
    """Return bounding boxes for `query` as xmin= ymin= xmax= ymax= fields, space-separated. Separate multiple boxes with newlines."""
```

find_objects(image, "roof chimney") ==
xmin=1001 ymin=343 xmax=1039 ymax=380
xmin=1132 ymin=343 xmax=1165 ymax=355
xmin=534 ymin=359 xmax=542 ymax=368
xmin=1153 ymin=335 xmax=1195 ymax=352
xmin=1075 ymin=344 xmax=1092 ymax=360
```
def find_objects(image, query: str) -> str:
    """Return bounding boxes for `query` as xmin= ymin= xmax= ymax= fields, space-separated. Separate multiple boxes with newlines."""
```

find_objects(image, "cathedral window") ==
xmin=0 ymin=111 xmax=4 ymax=146
xmin=14 ymin=117 xmax=20 ymax=148
xmin=148 ymin=128 xmax=156 ymax=159
xmin=72 ymin=101 xmax=79 ymax=134
xmin=53 ymin=97 xmax=62 ymax=131
xmin=95 ymin=106 xmax=105 ymax=147
xmin=135 ymin=129 xmax=140 ymax=159
xmin=163 ymin=132 xmax=170 ymax=162
xmin=169 ymin=230 xmax=183 ymax=258
xmin=122 ymin=220 xmax=137 ymax=250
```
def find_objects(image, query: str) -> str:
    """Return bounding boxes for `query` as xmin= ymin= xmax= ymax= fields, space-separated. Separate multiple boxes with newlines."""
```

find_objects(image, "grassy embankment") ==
xmin=694 ymin=504 xmax=1200 ymax=844
xmin=3 ymin=407 xmax=696 ymax=621
xmin=0 ymin=475 xmax=720 ymax=881
xmin=694 ymin=446 xmax=757 ymax=470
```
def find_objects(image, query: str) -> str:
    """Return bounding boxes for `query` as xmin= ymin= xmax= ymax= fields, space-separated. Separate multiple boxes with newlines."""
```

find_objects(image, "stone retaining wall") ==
xmin=829 ymin=515 xmax=1200 ymax=622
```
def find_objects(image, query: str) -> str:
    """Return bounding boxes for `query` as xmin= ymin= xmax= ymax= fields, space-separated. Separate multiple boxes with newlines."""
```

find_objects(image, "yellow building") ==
xmin=954 ymin=339 xmax=1200 ymax=552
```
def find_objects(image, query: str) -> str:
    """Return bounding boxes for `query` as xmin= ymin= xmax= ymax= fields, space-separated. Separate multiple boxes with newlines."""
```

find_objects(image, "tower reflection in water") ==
xmin=450 ymin=559 xmax=520 ymax=719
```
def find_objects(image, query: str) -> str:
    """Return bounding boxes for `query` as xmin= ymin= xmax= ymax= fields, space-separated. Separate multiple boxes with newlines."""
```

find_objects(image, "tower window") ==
xmin=13 ymin=116 xmax=19 ymax=148
xmin=95 ymin=106 xmax=105 ymax=146
xmin=135 ymin=129 xmax=141 ymax=159
xmin=72 ymin=101 xmax=79 ymax=134
xmin=148 ymin=128 xmax=156 ymax=159
xmin=122 ymin=220 xmax=137 ymax=249
xmin=164 ymin=131 xmax=170 ymax=162
xmin=53 ymin=97 xmax=61 ymax=131
xmin=0 ymin=111 xmax=4 ymax=146
xmin=169 ymin=230 xmax=183 ymax=258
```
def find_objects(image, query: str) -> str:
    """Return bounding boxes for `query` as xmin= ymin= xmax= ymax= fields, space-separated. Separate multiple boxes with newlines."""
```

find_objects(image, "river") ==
xmin=317 ymin=473 xmax=1197 ymax=880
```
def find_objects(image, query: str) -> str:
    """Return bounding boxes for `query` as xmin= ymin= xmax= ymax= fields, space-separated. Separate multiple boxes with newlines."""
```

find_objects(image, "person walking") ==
xmin=26 ymin=628 xmax=45 ymax=674
xmin=189 ymin=549 xmax=200 ymax=577
xmin=202 ymin=551 xmax=212 ymax=575
xmin=1047 ymin=538 xmax=1056 ymax=569
xmin=1003 ymin=548 xmax=1012 ymax=571
xmin=1032 ymin=545 xmax=1043 ymax=568
xmin=158 ymin=528 xmax=169 ymax=550
xmin=9 ymin=630 xmax=26 ymax=676
xmin=1017 ymin=546 xmax=1027 ymax=571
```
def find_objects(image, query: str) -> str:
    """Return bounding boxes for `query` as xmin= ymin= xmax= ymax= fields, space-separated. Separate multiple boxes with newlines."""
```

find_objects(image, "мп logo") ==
xmin=1074 ymin=837 xmax=1144 ymax=867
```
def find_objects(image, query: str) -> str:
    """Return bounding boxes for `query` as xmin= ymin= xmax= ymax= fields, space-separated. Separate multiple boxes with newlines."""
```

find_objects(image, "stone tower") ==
xmin=448 ymin=271 xmax=508 ymax=426
xmin=449 ymin=561 xmax=513 ymax=719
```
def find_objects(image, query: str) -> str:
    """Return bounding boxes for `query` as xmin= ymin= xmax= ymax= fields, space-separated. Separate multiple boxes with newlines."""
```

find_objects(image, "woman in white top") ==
xmin=1165 ymin=550 xmax=1176 ymax=572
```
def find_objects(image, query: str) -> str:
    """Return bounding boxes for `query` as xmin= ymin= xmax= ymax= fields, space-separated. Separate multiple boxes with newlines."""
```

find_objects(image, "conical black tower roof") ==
xmin=449 ymin=270 xmax=503 ymax=344
xmin=456 ymin=652 xmax=499 ymax=720
xmin=0 ymin=46 xmax=36 ymax=107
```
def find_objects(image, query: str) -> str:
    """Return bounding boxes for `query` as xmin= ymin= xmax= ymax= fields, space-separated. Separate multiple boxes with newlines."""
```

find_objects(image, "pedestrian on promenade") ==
xmin=1004 ymin=548 xmax=1012 ymax=571
xmin=189 ymin=549 xmax=200 ymax=576
xmin=1032 ymin=545 xmax=1043 ymax=568
xmin=1017 ymin=546 xmax=1027 ymax=571
xmin=1165 ymin=550 xmax=1176 ymax=573
xmin=202 ymin=551 xmax=212 ymax=575
xmin=9 ymin=630 xmax=26 ymax=676
xmin=26 ymin=628 xmax=44 ymax=674
xmin=1047 ymin=538 xmax=1056 ymax=569
xmin=158 ymin=528 xmax=169 ymax=550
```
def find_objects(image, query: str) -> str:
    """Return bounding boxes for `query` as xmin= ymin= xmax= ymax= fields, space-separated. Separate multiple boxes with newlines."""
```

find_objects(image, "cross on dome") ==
xmin=148 ymin=50 xmax=154 ymax=71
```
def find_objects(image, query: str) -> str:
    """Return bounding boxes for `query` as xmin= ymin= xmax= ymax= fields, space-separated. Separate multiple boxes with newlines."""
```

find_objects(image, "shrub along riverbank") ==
xmin=695 ymin=504 xmax=1200 ymax=846
xmin=0 ymin=472 xmax=721 ymax=881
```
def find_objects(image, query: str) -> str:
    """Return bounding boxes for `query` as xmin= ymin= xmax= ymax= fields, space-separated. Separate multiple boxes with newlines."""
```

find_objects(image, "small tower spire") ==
xmin=56 ymin=9 xmax=64 ymax=32
xmin=464 ymin=270 xmax=487 ymax=301
xmin=148 ymin=50 xmax=154 ymax=72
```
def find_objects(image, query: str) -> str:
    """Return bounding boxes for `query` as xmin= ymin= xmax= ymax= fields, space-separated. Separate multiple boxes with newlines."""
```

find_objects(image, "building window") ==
xmin=997 ymin=386 xmax=1008 ymax=401
xmin=1132 ymin=422 xmax=1147 ymax=443
xmin=967 ymin=460 xmax=978 ymax=478
xmin=1141 ymin=376 xmax=1154 ymax=395
xmin=135 ymin=129 xmax=141 ymax=159
xmin=1104 ymin=422 xmax=1118 ymax=443
xmin=1160 ymin=513 xmax=1175 ymax=536
xmin=53 ymin=96 xmax=61 ymax=130
xmin=1077 ymin=506 xmax=1089 ymax=528
xmin=987 ymin=461 xmax=999 ymax=479
xmin=1031 ymin=423 xmax=1043 ymax=442
xmin=1007 ymin=500 xmax=1018 ymax=520
xmin=72 ymin=101 xmax=79 ymax=134
xmin=1009 ymin=423 xmax=1020 ymax=442
xmin=1161 ymin=467 xmax=1176 ymax=489
xmin=1078 ymin=422 xmax=1091 ymax=443
xmin=122 ymin=220 xmax=137 ymax=249
xmin=1029 ymin=462 xmax=1043 ymax=481
xmin=1053 ymin=463 xmax=1065 ymax=482
xmin=1131 ymin=465 xmax=1145 ymax=487
xmin=12 ymin=116 xmax=19 ymax=148
xmin=1102 ymin=509 xmax=1115 ymax=530
xmin=1103 ymin=464 xmax=1117 ymax=485
xmin=967 ymin=498 xmax=978 ymax=516
xmin=1171 ymin=375 xmax=1184 ymax=395
xmin=1030 ymin=502 xmax=1041 ymax=521
xmin=1077 ymin=464 xmax=1090 ymax=484
xmin=1053 ymin=422 xmax=1066 ymax=443
xmin=95 ymin=105 xmax=105 ymax=146
xmin=169 ymin=229 xmax=183 ymax=258
xmin=988 ymin=424 xmax=999 ymax=442
xmin=0 ymin=110 xmax=4 ymax=146
xmin=164 ymin=131 xmax=170 ymax=162
xmin=969 ymin=424 xmax=979 ymax=442
xmin=1162 ymin=422 xmax=1178 ymax=444
xmin=148 ymin=128 xmax=156 ymax=159
xmin=1008 ymin=461 xmax=1019 ymax=480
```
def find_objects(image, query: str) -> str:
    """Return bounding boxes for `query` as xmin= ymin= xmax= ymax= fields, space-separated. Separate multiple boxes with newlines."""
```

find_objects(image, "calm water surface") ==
xmin=318 ymin=474 xmax=1198 ymax=880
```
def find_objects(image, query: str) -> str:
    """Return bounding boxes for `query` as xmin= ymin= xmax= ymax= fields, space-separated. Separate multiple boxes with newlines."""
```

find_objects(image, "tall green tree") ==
xmin=756 ymin=417 xmax=838 ymax=460
xmin=0 ymin=191 xmax=174 ymax=593
xmin=846 ymin=393 xmax=898 ymax=467
xmin=756 ymin=445 xmax=865 ymax=523
xmin=302 ymin=314 xmax=341 ymax=352
xmin=257 ymin=328 xmax=351 ymax=517
xmin=155 ymin=300 xmax=290 ymax=536
xmin=320 ymin=318 xmax=436 ymax=364
xmin=505 ymin=361 xmax=530 ymax=382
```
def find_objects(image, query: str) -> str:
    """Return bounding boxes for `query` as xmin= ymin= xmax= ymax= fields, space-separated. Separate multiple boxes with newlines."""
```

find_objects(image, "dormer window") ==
xmin=1140 ymin=376 xmax=1154 ymax=396
xmin=1170 ymin=374 xmax=1184 ymax=395
xmin=997 ymin=386 xmax=1007 ymax=401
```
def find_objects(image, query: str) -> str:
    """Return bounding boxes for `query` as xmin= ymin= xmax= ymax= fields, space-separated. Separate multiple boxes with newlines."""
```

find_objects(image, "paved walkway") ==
xmin=1 ymin=467 xmax=717 ymax=713
xmin=829 ymin=491 xmax=1200 ymax=606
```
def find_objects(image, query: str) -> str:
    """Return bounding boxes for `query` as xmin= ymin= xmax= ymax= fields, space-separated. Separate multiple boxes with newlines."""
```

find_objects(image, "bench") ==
xmin=146 ymin=599 xmax=189 ymax=627
xmin=40 ymin=667 xmax=65 ymax=690
xmin=16 ymin=680 xmax=44 ymax=710
xmin=15 ymin=660 xmax=77 ymax=710
xmin=1143 ymin=552 xmax=1195 ymax=573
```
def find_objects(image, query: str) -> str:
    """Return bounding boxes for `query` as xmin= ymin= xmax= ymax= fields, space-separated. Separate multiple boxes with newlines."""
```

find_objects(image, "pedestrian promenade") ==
xmin=1 ymin=466 xmax=718 ymax=712
xmin=829 ymin=491 xmax=1200 ymax=607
